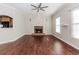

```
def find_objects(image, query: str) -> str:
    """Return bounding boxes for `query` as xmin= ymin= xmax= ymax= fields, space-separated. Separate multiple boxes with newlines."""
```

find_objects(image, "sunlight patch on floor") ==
xmin=53 ymin=41 xmax=64 ymax=54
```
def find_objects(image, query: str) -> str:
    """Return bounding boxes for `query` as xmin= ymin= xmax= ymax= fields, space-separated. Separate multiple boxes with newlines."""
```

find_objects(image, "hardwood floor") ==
xmin=0 ymin=35 xmax=79 ymax=55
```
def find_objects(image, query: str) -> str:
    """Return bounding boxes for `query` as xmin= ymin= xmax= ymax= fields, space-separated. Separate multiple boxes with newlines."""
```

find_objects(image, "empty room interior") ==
xmin=0 ymin=3 xmax=79 ymax=55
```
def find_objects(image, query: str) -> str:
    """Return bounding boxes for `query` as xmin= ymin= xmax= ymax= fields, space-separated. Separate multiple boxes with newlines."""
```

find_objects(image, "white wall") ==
xmin=25 ymin=13 xmax=52 ymax=34
xmin=0 ymin=4 xmax=26 ymax=44
xmin=51 ymin=4 xmax=79 ymax=50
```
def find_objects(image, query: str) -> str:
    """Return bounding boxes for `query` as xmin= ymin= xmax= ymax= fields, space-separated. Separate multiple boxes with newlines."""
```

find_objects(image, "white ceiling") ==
xmin=4 ymin=3 xmax=65 ymax=15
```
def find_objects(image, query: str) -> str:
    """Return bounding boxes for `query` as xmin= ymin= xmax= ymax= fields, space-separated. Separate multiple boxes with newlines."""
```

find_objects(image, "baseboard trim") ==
xmin=0 ymin=34 xmax=25 ymax=44
xmin=52 ymin=34 xmax=79 ymax=50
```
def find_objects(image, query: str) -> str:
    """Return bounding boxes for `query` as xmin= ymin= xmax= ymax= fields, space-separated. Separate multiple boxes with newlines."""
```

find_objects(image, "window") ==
xmin=72 ymin=9 xmax=79 ymax=39
xmin=56 ymin=17 xmax=61 ymax=33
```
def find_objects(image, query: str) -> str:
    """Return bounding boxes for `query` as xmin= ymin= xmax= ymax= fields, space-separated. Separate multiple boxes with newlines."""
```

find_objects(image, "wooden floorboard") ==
xmin=0 ymin=35 xmax=79 ymax=55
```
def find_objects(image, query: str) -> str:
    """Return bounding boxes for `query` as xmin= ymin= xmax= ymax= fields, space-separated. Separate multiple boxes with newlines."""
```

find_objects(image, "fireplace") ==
xmin=34 ymin=26 xmax=43 ymax=33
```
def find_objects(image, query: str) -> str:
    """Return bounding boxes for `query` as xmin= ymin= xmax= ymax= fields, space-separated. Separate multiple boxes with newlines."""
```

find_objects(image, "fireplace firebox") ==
xmin=34 ymin=26 xmax=43 ymax=33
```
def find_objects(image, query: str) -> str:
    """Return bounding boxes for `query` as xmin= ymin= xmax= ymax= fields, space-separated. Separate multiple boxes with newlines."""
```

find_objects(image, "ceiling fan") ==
xmin=31 ymin=3 xmax=48 ymax=12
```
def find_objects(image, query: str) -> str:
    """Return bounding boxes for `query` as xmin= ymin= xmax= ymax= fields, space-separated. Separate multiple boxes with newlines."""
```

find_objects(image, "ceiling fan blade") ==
xmin=31 ymin=4 xmax=37 ymax=8
xmin=40 ymin=8 xmax=45 ymax=11
xmin=39 ymin=3 xmax=42 ymax=7
xmin=41 ymin=6 xmax=48 ymax=8
xmin=40 ymin=7 xmax=45 ymax=11
xmin=37 ymin=9 xmax=39 ymax=12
